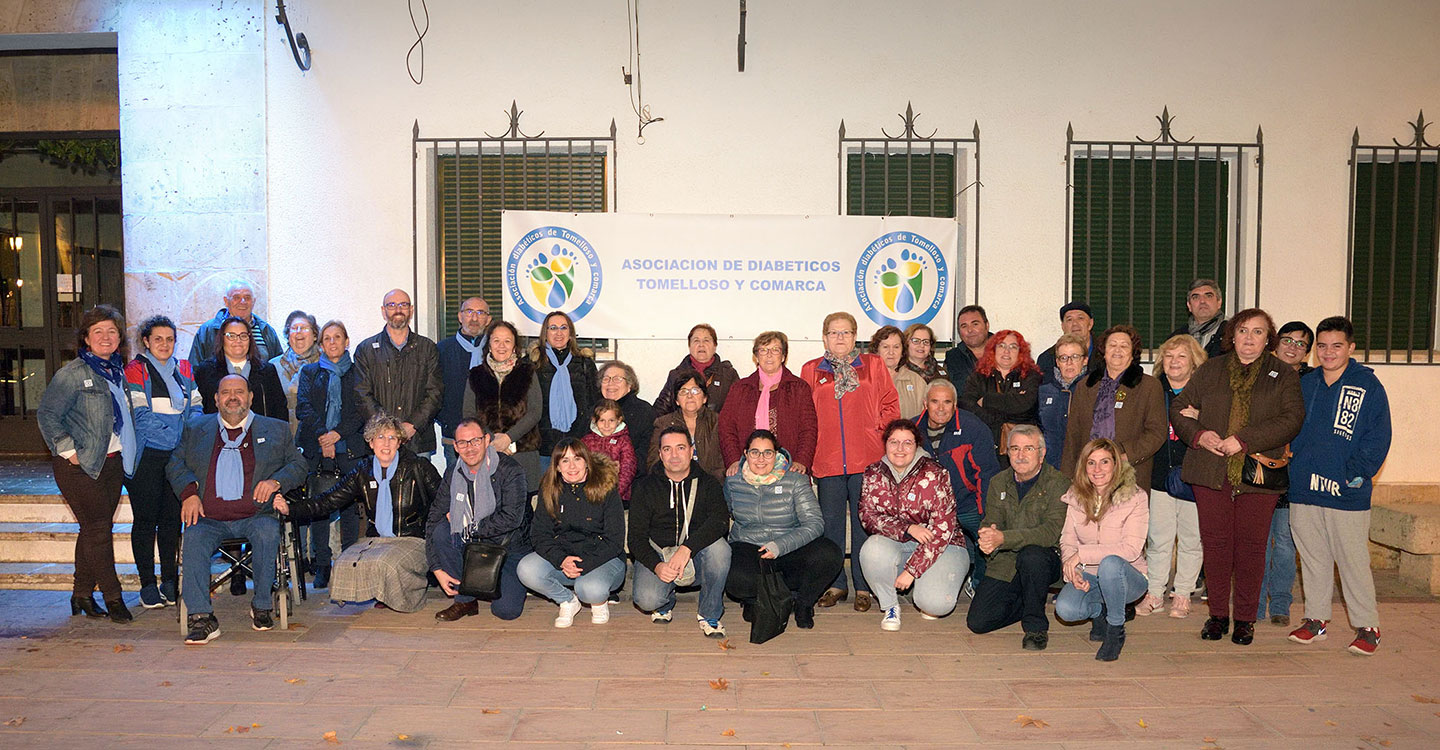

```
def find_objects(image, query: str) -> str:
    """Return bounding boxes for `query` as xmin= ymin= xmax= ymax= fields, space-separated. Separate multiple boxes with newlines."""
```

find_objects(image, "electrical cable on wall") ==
xmin=407 ymin=0 xmax=429 ymax=85
xmin=624 ymin=0 xmax=663 ymax=143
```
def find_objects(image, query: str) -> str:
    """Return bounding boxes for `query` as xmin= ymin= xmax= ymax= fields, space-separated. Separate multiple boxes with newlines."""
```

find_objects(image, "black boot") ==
xmin=70 ymin=594 xmax=107 ymax=618
xmin=1231 ymin=619 xmax=1256 ymax=645
xmin=312 ymin=565 xmax=331 ymax=590
xmin=1201 ymin=615 xmax=1230 ymax=640
xmin=1096 ymin=623 xmax=1126 ymax=661
xmin=1090 ymin=605 xmax=1109 ymax=642
xmin=230 ymin=571 xmax=247 ymax=596
xmin=104 ymin=598 xmax=134 ymax=624
xmin=794 ymin=605 xmax=815 ymax=629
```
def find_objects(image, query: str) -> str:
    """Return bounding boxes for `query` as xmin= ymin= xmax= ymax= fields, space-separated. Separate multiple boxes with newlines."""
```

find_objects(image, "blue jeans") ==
xmin=517 ymin=553 xmax=626 ymax=605
xmin=632 ymin=538 xmax=732 ymax=621
xmin=182 ymin=514 xmax=281 ymax=616
xmin=1055 ymin=555 xmax=1147 ymax=627
xmin=857 ymin=536 xmax=970 ymax=615
xmin=1258 ymin=505 xmax=1296 ymax=619
xmin=816 ymin=473 xmax=869 ymax=593
xmin=428 ymin=533 xmax=527 ymax=620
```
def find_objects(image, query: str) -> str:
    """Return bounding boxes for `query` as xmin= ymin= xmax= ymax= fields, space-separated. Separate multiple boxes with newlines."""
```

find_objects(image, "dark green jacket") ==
xmin=977 ymin=463 xmax=1070 ymax=583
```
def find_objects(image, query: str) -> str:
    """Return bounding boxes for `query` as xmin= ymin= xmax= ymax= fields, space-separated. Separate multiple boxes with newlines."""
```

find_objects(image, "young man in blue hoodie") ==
xmin=1286 ymin=316 xmax=1392 ymax=655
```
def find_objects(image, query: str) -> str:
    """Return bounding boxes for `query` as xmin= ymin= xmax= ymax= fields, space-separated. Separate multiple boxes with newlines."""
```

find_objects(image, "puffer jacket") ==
xmin=801 ymin=352 xmax=900 ymax=478
xmin=915 ymin=407 xmax=1000 ymax=519
xmin=286 ymin=449 xmax=441 ymax=538
xmin=859 ymin=456 xmax=961 ymax=578
xmin=717 ymin=367 xmax=818 ymax=470
xmin=353 ymin=328 xmax=443 ymax=453
xmin=655 ymin=355 xmax=740 ymax=413
xmin=723 ymin=463 xmax=825 ymax=557
xmin=1058 ymin=461 xmax=1150 ymax=576
xmin=531 ymin=343 xmax=601 ymax=454
xmin=1170 ymin=351 xmax=1304 ymax=493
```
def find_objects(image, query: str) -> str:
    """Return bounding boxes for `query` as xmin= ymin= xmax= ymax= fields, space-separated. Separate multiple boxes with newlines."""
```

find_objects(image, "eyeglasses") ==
xmin=383 ymin=302 xmax=413 ymax=311
xmin=222 ymin=332 xmax=249 ymax=341
xmin=288 ymin=324 xmax=315 ymax=334
xmin=1279 ymin=337 xmax=1310 ymax=348
xmin=459 ymin=308 xmax=490 ymax=317
xmin=1006 ymin=444 xmax=1040 ymax=454
xmin=546 ymin=324 xmax=570 ymax=332
xmin=886 ymin=439 xmax=916 ymax=449
xmin=756 ymin=347 xmax=784 ymax=356
xmin=995 ymin=342 xmax=1020 ymax=352
xmin=908 ymin=337 xmax=933 ymax=346
xmin=824 ymin=330 xmax=856 ymax=338
xmin=1057 ymin=354 xmax=1085 ymax=363
xmin=600 ymin=375 xmax=628 ymax=384
xmin=746 ymin=449 xmax=776 ymax=459
xmin=372 ymin=434 xmax=401 ymax=443
xmin=678 ymin=387 xmax=705 ymax=397
xmin=454 ymin=437 xmax=489 ymax=449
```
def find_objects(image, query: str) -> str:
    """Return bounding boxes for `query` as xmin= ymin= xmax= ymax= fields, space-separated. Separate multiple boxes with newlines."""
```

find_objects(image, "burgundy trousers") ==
xmin=52 ymin=455 xmax=125 ymax=599
xmin=1192 ymin=481 xmax=1278 ymax=621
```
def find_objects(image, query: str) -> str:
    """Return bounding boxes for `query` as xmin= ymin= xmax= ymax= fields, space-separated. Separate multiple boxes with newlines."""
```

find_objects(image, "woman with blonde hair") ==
xmin=1055 ymin=438 xmax=1150 ymax=661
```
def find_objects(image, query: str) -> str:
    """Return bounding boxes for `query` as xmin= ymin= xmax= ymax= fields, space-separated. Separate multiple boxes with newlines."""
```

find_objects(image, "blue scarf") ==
xmin=227 ymin=358 xmax=251 ymax=379
xmin=449 ymin=446 xmax=500 ymax=537
xmin=544 ymin=345 xmax=577 ymax=431
xmin=454 ymin=332 xmax=487 ymax=370
xmin=141 ymin=350 xmax=185 ymax=396
xmin=80 ymin=350 xmax=138 ymax=476
xmin=215 ymin=412 xmax=253 ymax=501
xmin=373 ymin=456 xmax=396 ymax=537
xmin=317 ymin=353 xmax=353 ymax=432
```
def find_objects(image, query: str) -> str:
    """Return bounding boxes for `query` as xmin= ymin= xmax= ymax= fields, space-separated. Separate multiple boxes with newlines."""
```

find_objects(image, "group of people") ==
xmin=37 ymin=277 xmax=1392 ymax=661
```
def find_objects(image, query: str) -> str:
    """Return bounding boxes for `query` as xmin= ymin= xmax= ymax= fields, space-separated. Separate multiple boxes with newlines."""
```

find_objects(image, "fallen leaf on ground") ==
xmin=1012 ymin=714 xmax=1049 ymax=728
xmin=1412 ymin=694 xmax=1440 ymax=704
xmin=761 ymin=671 xmax=770 ymax=676
xmin=285 ymin=677 xmax=306 ymax=684
xmin=224 ymin=725 xmax=251 ymax=734
xmin=322 ymin=730 xmax=340 ymax=744
xmin=709 ymin=678 xmax=730 ymax=690
xmin=481 ymin=709 xmax=501 ymax=714
xmin=1203 ymin=738 xmax=1218 ymax=744
xmin=112 ymin=644 xmax=133 ymax=653
xmin=1137 ymin=718 xmax=1148 ymax=728
xmin=720 ymin=728 xmax=736 ymax=736
xmin=157 ymin=681 xmax=172 ymax=687
xmin=251 ymin=723 xmax=261 ymax=728
xmin=396 ymin=734 xmax=409 ymax=740
xmin=717 ymin=639 xmax=736 ymax=651
xmin=287 ymin=623 xmax=308 ymax=630
xmin=3 ymin=717 xmax=24 ymax=727
xmin=1324 ymin=720 xmax=1338 ymax=726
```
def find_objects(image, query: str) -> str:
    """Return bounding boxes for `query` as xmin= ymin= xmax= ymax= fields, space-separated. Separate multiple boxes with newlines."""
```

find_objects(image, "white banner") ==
xmin=500 ymin=211 xmax=959 ymax=340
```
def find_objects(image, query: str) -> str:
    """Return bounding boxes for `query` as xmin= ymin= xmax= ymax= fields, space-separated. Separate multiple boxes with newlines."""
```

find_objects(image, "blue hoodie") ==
xmin=1288 ymin=359 xmax=1392 ymax=511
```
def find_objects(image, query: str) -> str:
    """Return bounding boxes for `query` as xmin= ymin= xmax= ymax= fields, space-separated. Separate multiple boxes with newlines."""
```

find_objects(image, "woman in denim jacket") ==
xmin=37 ymin=305 xmax=140 ymax=624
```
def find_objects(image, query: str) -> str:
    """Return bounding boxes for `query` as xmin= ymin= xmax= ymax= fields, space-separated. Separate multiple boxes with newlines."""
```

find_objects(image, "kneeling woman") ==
xmin=723 ymin=430 xmax=842 ymax=629
xmin=274 ymin=414 xmax=441 ymax=612
xmin=517 ymin=439 xmax=626 ymax=628
xmin=858 ymin=419 xmax=969 ymax=631
xmin=1054 ymin=438 xmax=1150 ymax=661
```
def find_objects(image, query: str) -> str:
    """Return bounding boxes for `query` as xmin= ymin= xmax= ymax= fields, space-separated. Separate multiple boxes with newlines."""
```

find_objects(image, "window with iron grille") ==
xmin=1066 ymin=112 xmax=1262 ymax=354
xmin=1347 ymin=117 xmax=1439 ymax=363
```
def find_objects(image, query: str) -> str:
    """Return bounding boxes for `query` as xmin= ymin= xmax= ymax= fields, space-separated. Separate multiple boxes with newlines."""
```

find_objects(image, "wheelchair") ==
xmin=176 ymin=517 xmax=307 ymax=633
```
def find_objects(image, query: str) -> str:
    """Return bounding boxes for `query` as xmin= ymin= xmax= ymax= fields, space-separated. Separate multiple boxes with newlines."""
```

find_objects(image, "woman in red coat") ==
xmin=801 ymin=311 xmax=900 ymax=612
xmin=718 ymin=331 xmax=817 ymax=475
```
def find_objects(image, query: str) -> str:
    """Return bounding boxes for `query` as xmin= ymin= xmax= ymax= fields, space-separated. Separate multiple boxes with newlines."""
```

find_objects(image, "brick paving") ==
xmin=1 ymin=583 xmax=1439 ymax=749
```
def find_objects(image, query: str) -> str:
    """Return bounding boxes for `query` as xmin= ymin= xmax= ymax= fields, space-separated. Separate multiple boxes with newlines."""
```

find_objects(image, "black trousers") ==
xmin=965 ymin=545 xmax=1062 ymax=635
xmin=124 ymin=447 xmax=181 ymax=589
xmin=52 ymin=455 xmax=124 ymax=599
xmin=726 ymin=538 xmax=842 ymax=611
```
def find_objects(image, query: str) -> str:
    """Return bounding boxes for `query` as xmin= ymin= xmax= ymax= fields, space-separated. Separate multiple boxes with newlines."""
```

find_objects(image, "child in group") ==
xmin=582 ymin=399 xmax=638 ymax=503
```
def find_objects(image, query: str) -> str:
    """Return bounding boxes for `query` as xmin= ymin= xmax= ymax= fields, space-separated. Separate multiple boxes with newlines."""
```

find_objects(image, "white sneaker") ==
xmin=651 ymin=608 xmax=673 ymax=623
xmin=698 ymin=615 xmax=726 ymax=638
xmin=554 ymin=597 xmax=582 ymax=628
xmin=591 ymin=602 xmax=610 ymax=625
xmin=881 ymin=606 xmax=902 ymax=631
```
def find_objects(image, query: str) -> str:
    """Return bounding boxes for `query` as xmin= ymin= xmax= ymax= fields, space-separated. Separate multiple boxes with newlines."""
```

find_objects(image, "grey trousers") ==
xmin=1290 ymin=503 xmax=1379 ymax=629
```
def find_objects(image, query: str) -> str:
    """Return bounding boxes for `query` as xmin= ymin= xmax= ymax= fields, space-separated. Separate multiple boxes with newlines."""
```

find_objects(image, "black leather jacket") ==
xmin=287 ymin=449 xmax=441 ymax=538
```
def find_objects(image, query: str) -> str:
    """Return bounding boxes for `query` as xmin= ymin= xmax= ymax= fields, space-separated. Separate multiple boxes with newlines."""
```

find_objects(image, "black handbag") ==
xmin=1242 ymin=452 xmax=1290 ymax=493
xmin=1164 ymin=466 xmax=1195 ymax=501
xmin=458 ymin=536 xmax=509 ymax=600
xmin=748 ymin=558 xmax=794 ymax=644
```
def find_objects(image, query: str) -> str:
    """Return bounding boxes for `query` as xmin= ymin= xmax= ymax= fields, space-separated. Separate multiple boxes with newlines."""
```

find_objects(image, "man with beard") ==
xmin=354 ymin=289 xmax=443 ymax=455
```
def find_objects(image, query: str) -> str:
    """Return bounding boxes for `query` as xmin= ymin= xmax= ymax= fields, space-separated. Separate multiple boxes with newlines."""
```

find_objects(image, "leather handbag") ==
xmin=1241 ymin=447 xmax=1292 ymax=493
xmin=458 ymin=535 xmax=510 ymax=600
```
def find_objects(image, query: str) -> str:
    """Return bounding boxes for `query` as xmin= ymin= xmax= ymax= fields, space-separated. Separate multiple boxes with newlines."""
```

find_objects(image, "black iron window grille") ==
xmin=412 ymin=103 xmax=617 ymax=342
xmin=1346 ymin=112 xmax=1439 ymax=364
xmin=838 ymin=103 xmax=980 ymax=304
xmin=1066 ymin=108 xmax=1264 ymax=357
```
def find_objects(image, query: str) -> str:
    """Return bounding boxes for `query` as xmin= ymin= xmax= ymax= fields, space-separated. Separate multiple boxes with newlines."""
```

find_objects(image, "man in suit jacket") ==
xmin=167 ymin=374 xmax=307 ymax=644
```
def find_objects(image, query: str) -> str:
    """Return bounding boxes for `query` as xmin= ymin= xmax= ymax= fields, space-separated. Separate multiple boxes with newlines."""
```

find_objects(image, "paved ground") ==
xmin=2 ymin=582 xmax=1439 ymax=750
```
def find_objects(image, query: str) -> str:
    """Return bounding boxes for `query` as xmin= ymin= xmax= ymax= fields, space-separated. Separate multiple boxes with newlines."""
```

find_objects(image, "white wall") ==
xmin=255 ymin=0 xmax=1440 ymax=479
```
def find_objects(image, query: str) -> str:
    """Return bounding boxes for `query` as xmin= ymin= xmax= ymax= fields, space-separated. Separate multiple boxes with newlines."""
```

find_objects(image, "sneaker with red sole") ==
xmin=1287 ymin=618 xmax=1329 ymax=644
xmin=1348 ymin=627 xmax=1380 ymax=655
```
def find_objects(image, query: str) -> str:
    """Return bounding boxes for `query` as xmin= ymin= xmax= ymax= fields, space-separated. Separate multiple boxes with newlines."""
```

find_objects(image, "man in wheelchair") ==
xmin=167 ymin=374 xmax=308 ymax=644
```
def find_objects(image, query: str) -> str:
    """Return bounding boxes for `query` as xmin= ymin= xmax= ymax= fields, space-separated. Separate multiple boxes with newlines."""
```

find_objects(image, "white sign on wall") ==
xmin=500 ymin=211 xmax=959 ymax=340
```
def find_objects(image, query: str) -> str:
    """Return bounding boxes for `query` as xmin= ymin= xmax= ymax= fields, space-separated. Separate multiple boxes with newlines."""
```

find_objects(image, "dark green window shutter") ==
xmin=1071 ymin=157 xmax=1228 ymax=350
xmin=436 ymin=151 xmax=608 ymax=339
xmin=1351 ymin=160 xmax=1438 ymax=354
xmin=846 ymin=152 xmax=956 ymax=218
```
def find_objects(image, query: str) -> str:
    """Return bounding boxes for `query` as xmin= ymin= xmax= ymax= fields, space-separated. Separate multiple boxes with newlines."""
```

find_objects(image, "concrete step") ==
xmin=0 ymin=494 xmax=133 ymax=523
xmin=0 ymin=521 xmax=137 ymax=563
xmin=0 ymin=561 xmax=238 ymax=591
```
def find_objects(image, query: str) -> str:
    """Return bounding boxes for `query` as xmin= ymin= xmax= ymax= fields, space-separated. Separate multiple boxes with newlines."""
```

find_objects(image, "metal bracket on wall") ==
xmin=738 ymin=1 xmax=747 ymax=72
xmin=275 ymin=0 xmax=312 ymax=71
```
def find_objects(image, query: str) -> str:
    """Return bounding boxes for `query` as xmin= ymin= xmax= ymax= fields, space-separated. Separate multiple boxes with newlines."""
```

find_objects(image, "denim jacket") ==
xmin=38 ymin=358 xmax=127 ymax=479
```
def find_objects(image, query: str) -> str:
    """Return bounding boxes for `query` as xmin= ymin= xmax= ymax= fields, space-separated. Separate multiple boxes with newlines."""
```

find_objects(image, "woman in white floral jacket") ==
xmin=858 ymin=419 xmax=969 ymax=632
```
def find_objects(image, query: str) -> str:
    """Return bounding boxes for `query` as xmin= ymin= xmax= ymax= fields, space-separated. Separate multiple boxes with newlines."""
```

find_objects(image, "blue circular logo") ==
xmin=505 ymin=226 xmax=603 ymax=324
xmin=854 ymin=231 xmax=949 ymax=328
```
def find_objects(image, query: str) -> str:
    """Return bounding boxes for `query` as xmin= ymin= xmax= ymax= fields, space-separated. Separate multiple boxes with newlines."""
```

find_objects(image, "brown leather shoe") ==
xmin=853 ymin=591 xmax=873 ymax=612
xmin=436 ymin=600 xmax=480 ymax=621
xmin=816 ymin=588 xmax=847 ymax=608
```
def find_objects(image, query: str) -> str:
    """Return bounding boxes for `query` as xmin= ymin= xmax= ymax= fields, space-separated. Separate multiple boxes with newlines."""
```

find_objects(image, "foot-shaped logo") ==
xmin=527 ymin=245 xmax=578 ymax=309
xmin=876 ymin=248 xmax=928 ymax=315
